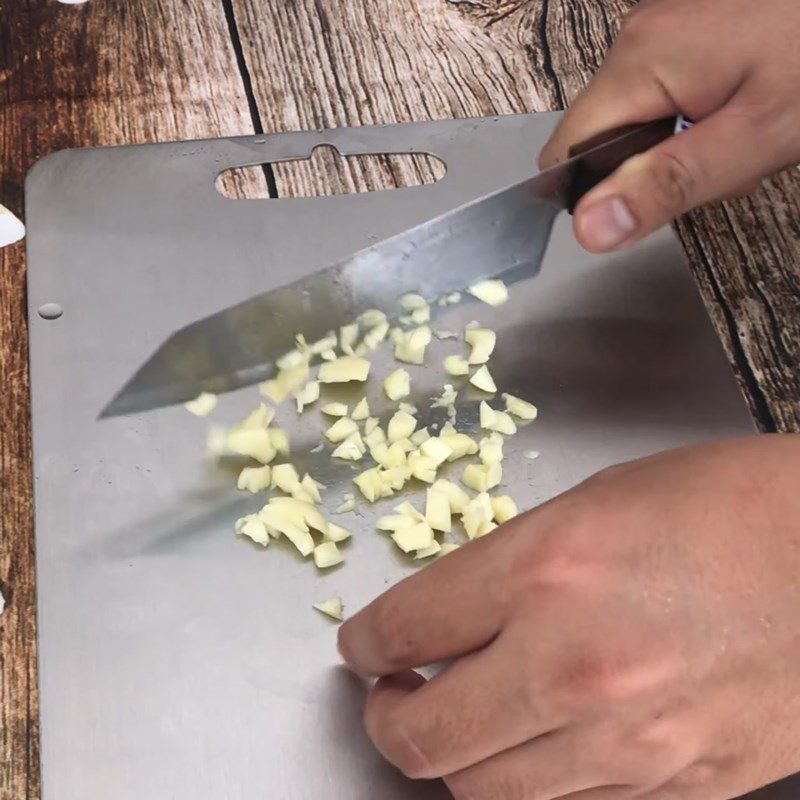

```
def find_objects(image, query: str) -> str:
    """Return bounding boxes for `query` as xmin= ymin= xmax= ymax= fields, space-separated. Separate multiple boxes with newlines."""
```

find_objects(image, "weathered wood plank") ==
xmin=232 ymin=0 xmax=800 ymax=432
xmin=231 ymin=0 xmax=549 ymax=195
xmin=0 ymin=2 xmax=261 ymax=797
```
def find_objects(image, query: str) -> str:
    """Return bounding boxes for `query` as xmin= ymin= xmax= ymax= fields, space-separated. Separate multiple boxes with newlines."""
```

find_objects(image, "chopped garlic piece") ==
xmin=439 ymin=542 xmax=461 ymax=557
xmin=238 ymin=403 xmax=275 ymax=430
xmin=322 ymin=402 xmax=348 ymax=417
xmin=392 ymin=522 xmax=434 ymax=553
xmin=237 ymin=465 xmax=272 ymax=493
xmin=324 ymin=522 xmax=351 ymax=543
xmin=363 ymin=417 xmax=380 ymax=435
xmin=388 ymin=410 xmax=417 ymax=443
xmin=394 ymin=326 xmax=432 ymax=365
xmin=462 ymin=492 xmax=495 ymax=540
xmin=363 ymin=320 xmax=390 ymax=350
xmin=351 ymin=397 xmax=370 ymax=421
xmin=410 ymin=305 xmax=430 ymax=324
xmin=332 ymin=432 xmax=366 ymax=461
xmin=468 ymin=279 xmax=509 ymax=307
xmin=394 ymin=500 xmax=427 ymax=522
xmin=185 ymin=392 xmax=217 ymax=416
xmin=321 ymin=348 xmax=337 ymax=361
xmin=235 ymin=514 xmax=270 ymax=546
xmin=359 ymin=309 xmax=388 ymax=328
xmin=444 ymin=355 xmax=470 ymax=376
xmin=479 ymin=435 xmax=504 ymax=465
xmin=271 ymin=463 xmax=302 ymax=493
xmin=462 ymin=462 xmax=502 ymax=492
xmin=227 ymin=428 xmax=277 ymax=464
xmin=434 ymin=330 xmax=458 ymax=340
xmin=325 ymin=417 xmax=359 ymax=443
xmin=470 ymin=365 xmax=497 ymax=393
xmin=269 ymin=496 xmax=327 ymax=534
xmin=381 ymin=466 xmax=411 ymax=492
xmin=377 ymin=513 xmax=416 ymax=532
xmin=384 ymin=368 xmax=411 ymax=401
xmin=339 ymin=323 xmax=359 ymax=354
xmin=407 ymin=451 xmax=437 ymax=483
xmin=267 ymin=428 xmax=290 ymax=455
xmin=431 ymin=384 xmax=458 ymax=415
xmin=314 ymin=597 xmax=344 ymax=621
xmin=277 ymin=348 xmax=309 ymax=371
xmin=336 ymin=494 xmax=355 ymax=513
xmin=300 ymin=474 xmax=323 ymax=503
xmin=441 ymin=432 xmax=478 ymax=461
xmin=492 ymin=495 xmax=518 ymax=524
xmin=425 ymin=488 xmax=452 ymax=532
xmin=364 ymin=425 xmax=386 ymax=449
xmin=295 ymin=381 xmax=320 ymax=412
xmin=415 ymin=541 xmax=442 ymax=559
xmin=373 ymin=441 xmax=408 ymax=470
xmin=389 ymin=326 xmax=404 ymax=344
xmin=420 ymin=437 xmax=453 ymax=466
xmin=310 ymin=442 xmax=324 ymax=453
xmin=260 ymin=363 xmax=310 ymax=403
xmin=354 ymin=467 xmax=390 ymax=502
xmin=399 ymin=292 xmax=428 ymax=311
xmin=431 ymin=479 xmax=470 ymax=513
xmin=309 ymin=333 xmax=338 ymax=355
xmin=409 ymin=427 xmax=430 ymax=446
xmin=314 ymin=541 xmax=344 ymax=569
xmin=318 ymin=356 xmax=370 ymax=383
xmin=524 ymin=450 xmax=541 ymax=460
xmin=259 ymin=506 xmax=315 ymax=555
xmin=465 ymin=328 xmax=496 ymax=365
xmin=479 ymin=401 xmax=517 ymax=435
xmin=503 ymin=393 xmax=539 ymax=421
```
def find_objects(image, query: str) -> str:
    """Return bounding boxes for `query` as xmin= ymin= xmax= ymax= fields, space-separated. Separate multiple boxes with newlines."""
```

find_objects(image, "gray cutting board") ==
xmin=25 ymin=114 xmax=791 ymax=799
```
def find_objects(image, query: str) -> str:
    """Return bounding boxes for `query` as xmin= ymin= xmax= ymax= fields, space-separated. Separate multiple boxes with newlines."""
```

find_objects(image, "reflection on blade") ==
xmin=100 ymin=176 xmax=563 ymax=418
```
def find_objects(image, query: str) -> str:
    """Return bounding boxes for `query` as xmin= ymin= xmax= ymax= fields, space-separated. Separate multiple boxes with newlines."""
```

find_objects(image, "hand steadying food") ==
xmin=340 ymin=1 xmax=800 ymax=797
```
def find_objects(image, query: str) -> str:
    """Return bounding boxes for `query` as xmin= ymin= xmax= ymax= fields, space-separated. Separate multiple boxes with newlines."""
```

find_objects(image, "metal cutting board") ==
xmin=25 ymin=114 xmax=793 ymax=799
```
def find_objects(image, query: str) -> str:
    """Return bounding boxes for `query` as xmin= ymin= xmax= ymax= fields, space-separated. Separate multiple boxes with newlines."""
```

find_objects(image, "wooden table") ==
xmin=1 ymin=1 xmax=798 ymax=796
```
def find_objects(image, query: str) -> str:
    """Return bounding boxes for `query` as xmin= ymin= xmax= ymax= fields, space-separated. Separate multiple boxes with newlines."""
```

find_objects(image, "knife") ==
xmin=100 ymin=115 xmax=690 ymax=418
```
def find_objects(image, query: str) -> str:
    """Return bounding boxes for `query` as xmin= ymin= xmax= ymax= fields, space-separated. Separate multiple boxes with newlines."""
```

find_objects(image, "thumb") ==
xmin=571 ymin=103 xmax=774 ymax=252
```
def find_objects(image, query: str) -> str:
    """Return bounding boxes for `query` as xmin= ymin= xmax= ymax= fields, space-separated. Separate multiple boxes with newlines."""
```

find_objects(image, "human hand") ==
xmin=339 ymin=436 xmax=800 ymax=799
xmin=539 ymin=0 xmax=800 ymax=253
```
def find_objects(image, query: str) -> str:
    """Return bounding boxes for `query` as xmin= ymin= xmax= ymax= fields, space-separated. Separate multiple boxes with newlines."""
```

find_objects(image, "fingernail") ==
xmin=578 ymin=196 xmax=638 ymax=251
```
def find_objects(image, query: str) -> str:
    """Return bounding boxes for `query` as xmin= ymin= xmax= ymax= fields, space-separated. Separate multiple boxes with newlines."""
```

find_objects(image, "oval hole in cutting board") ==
xmin=215 ymin=143 xmax=446 ymax=200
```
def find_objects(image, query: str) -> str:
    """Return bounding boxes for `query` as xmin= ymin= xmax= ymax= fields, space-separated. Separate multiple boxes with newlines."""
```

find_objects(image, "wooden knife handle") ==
xmin=566 ymin=115 xmax=692 ymax=213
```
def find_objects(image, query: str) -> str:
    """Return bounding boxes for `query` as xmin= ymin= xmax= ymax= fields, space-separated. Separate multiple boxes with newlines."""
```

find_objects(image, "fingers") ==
xmin=538 ymin=62 xmax=678 ymax=170
xmin=571 ymin=102 xmax=788 ymax=252
xmin=338 ymin=532 xmax=516 ymax=677
xmin=444 ymin=728 xmax=620 ymax=800
xmin=364 ymin=635 xmax=567 ymax=779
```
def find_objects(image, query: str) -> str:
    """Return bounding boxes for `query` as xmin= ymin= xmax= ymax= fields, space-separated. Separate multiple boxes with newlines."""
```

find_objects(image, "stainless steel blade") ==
xmin=100 ymin=116 xmax=679 ymax=418
xmin=100 ymin=178 xmax=563 ymax=417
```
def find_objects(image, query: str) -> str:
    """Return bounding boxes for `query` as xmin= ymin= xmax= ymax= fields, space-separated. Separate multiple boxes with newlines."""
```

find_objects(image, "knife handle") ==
xmin=566 ymin=115 xmax=693 ymax=213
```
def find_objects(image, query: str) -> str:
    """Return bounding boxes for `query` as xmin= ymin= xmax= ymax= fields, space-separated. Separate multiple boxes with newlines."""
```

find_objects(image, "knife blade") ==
xmin=100 ymin=116 xmax=684 ymax=418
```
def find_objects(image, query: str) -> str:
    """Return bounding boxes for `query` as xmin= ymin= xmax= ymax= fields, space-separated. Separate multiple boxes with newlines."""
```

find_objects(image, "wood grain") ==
xmin=0 ymin=2 xmax=263 ymax=797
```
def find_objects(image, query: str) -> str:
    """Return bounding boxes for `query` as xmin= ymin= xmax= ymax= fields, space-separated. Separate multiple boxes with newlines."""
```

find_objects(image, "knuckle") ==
xmin=365 ymin=706 xmax=432 ymax=779
xmin=516 ymin=505 xmax=604 ymax=589
xmin=639 ymin=150 xmax=697 ymax=213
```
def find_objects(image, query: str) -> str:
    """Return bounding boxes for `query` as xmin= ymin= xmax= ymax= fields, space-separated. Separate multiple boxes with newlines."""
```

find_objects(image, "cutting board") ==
xmin=25 ymin=114 xmax=791 ymax=799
